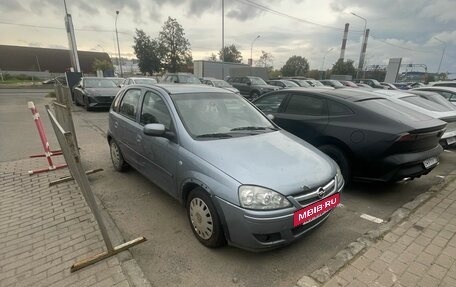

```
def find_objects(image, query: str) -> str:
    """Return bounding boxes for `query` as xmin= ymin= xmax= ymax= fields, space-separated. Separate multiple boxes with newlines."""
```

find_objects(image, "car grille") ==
xmin=290 ymin=179 xmax=336 ymax=207
xmin=94 ymin=96 xmax=115 ymax=103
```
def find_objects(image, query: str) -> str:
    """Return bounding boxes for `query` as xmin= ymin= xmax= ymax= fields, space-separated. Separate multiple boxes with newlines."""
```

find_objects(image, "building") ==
xmin=0 ymin=45 xmax=112 ymax=78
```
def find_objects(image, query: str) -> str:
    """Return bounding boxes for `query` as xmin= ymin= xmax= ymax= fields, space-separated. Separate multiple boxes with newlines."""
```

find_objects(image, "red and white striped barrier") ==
xmin=28 ymin=101 xmax=67 ymax=175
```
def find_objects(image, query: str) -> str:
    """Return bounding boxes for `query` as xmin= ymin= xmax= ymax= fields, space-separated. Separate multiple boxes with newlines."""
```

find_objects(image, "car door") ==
xmin=275 ymin=92 xmax=329 ymax=144
xmin=138 ymin=90 xmax=179 ymax=196
xmin=111 ymin=88 xmax=143 ymax=168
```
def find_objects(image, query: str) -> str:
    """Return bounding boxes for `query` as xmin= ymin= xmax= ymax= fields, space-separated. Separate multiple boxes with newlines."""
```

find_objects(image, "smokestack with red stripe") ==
xmin=358 ymin=28 xmax=370 ymax=72
xmin=339 ymin=23 xmax=349 ymax=60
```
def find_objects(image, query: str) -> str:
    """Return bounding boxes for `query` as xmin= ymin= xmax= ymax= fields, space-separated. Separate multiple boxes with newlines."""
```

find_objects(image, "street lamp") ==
xmin=321 ymin=48 xmax=334 ymax=71
xmin=115 ymin=10 xmax=123 ymax=77
xmin=351 ymin=12 xmax=367 ymax=79
xmin=434 ymin=37 xmax=446 ymax=75
xmin=250 ymin=35 xmax=260 ymax=66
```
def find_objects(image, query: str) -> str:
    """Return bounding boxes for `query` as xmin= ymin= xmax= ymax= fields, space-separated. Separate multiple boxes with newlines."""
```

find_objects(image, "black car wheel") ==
xmin=83 ymin=96 xmax=91 ymax=111
xmin=319 ymin=145 xmax=351 ymax=184
xmin=186 ymin=188 xmax=226 ymax=248
xmin=109 ymin=140 xmax=129 ymax=172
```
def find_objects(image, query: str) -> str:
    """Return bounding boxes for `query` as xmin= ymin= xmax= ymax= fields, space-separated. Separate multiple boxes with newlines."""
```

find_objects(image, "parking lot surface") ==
xmin=1 ymin=89 xmax=455 ymax=287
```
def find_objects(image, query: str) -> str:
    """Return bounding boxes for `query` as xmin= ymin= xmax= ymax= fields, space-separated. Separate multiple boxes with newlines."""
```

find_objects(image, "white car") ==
xmin=374 ymin=90 xmax=456 ymax=147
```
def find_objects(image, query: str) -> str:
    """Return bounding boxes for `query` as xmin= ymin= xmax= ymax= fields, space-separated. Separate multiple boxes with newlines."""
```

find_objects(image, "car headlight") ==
xmin=335 ymin=165 xmax=344 ymax=190
xmin=239 ymin=185 xmax=291 ymax=210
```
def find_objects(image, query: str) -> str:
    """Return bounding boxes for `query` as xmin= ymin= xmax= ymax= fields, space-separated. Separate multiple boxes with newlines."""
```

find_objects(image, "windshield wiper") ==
xmin=230 ymin=126 xmax=277 ymax=131
xmin=196 ymin=133 xmax=233 ymax=138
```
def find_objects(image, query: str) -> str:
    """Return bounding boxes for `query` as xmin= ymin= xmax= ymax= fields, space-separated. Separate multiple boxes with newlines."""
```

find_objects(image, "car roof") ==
xmin=139 ymin=83 xmax=227 ymax=95
xmin=82 ymin=77 xmax=115 ymax=80
xmin=414 ymin=86 xmax=456 ymax=92
xmin=281 ymin=87 xmax=385 ymax=102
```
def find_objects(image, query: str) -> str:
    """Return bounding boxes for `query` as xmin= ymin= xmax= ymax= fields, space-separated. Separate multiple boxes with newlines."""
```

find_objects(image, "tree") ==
xmin=208 ymin=53 xmax=218 ymax=61
xmin=92 ymin=58 xmax=113 ymax=72
xmin=219 ymin=44 xmax=242 ymax=63
xmin=331 ymin=59 xmax=356 ymax=77
xmin=307 ymin=69 xmax=320 ymax=79
xmin=281 ymin=56 xmax=309 ymax=76
xmin=133 ymin=29 xmax=161 ymax=75
xmin=158 ymin=17 xmax=192 ymax=72
xmin=256 ymin=50 xmax=274 ymax=71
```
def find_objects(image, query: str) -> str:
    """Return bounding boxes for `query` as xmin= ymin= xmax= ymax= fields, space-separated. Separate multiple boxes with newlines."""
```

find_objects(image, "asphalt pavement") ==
xmin=1 ymin=88 xmax=455 ymax=287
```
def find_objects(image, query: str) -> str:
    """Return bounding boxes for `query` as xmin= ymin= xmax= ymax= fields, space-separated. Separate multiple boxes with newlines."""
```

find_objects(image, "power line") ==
xmin=0 ymin=20 xmax=132 ymax=35
xmin=369 ymin=34 xmax=435 ymax=54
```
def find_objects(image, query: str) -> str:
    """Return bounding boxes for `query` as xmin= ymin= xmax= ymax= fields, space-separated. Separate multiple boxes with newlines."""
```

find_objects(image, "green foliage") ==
xmin=208 ymin=53 xmax=218 ymax=61
xmin=307 ymin=69 xmax=320 ymax=79
xmin=331 ymin=59 xmax=356 ymax=77
xmin=219 ymin=45 xmax=243 ymax=63
xmin=2 ymin=73 xmax=34 ymax=81
xmin=281 ymin=56 xmax=309 ymax=76
xmin=159 ymin=17 xmax=192 ymax=73
xmin=92 ymin=58 xmax=114 ymax=72
xmin=133 ymin=29 xmax=162 ymax=75
xmin=269 ymin=69 xmax=282 ymax=78
xmin=256 ymin=50 xmax=274 ymax=73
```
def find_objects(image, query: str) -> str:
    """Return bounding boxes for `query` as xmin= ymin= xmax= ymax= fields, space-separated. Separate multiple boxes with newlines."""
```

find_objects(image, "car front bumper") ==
xmin=87 ymin=95 xmax=115 ymax=108
xmin=214 ymin=184 xmax=342 ymax=251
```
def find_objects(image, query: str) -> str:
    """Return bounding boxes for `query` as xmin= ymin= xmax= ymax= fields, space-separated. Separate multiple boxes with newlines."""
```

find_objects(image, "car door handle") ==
xmin=136 ymin=135 xmax=142 ymax=143
xmin=114 ymin=122 xmax=118 ymax=128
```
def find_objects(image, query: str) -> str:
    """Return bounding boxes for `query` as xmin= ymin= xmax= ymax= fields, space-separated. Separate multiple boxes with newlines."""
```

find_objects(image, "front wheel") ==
xmin=109 ymin=140 xmax=129 ymax=172
xmin=319 ymin=144 xmax=351 ymax=184
xmin=186 ymin=188 xmax=226 ymax=248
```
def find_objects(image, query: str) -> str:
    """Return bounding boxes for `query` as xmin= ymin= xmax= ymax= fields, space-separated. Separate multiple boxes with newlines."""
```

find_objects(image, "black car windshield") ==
xmin=282 ymin=80 xmax=299 ymax=87
xmin=308 ymin=80 xmax=324 ymax=87
xmin=293 ymin=80 xmax=311 ymax=87
xmin=329 ymin=80 xmax=345 ymax=88
xmin=250 ymin=77 xmax=267 ymax=85
xmin=171 ymin=93 xmax=275 ymax=139
xmin=213 ymin=80 xmax=231 ymax=88
xmin=84 ymin=79 xmax=118 ymax=88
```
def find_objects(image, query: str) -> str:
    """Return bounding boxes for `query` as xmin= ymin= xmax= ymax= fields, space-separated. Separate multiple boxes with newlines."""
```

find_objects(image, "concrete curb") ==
xmin=295 ymin=173 xmax=456 ymax=287
xmin=95 ymin=194 xmax=153 ymax=287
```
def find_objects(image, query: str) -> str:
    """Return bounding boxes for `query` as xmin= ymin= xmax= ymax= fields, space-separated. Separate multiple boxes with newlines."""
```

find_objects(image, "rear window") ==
xmin=359 ymin=99 xmax=431 ymax=122
xmin=400 ymin=96 xmax=449 ymax=112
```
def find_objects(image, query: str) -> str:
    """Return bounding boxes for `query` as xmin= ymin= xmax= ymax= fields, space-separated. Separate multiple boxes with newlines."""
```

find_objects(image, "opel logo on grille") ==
xmin=317 ymin=187 xmax=325 ymax=198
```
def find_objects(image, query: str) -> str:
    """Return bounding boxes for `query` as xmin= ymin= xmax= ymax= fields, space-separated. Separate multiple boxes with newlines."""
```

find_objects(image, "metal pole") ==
xmin=115 ymin=11 xmax=123 ymax=77
xmin=434 ymin=37 xmax=446 ymax=75
xmin=250 ymin=35 xmax=260 ymax=67
xmin=221 ymin=0 xmax=224 ymax=80
xmin=321 ymin=48 xmax=334 ymax=71
xmin=351 ymin=12 xmax=367 ymax=79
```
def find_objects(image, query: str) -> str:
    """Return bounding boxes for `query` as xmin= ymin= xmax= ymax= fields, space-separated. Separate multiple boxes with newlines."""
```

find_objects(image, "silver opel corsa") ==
xmin=107 ymin=84 xmax=344 ymax=251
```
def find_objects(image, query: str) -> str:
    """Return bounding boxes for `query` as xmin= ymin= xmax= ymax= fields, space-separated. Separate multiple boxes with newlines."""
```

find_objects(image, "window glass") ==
xmin=254 ymin=93 xmax=286 ymax=113
xmin=84 ymin=78 xmax=117 ymax=88
xmin=119 ymin=89 xmax=141 ymax=120
xmin=286 ymin=94 xmax=327 ymax=116
xmin=328 ymin=100 xmax=353 ymax=115
xmin=438 ymin=91 xmax=452 ymax=100
xmin=401 ymin=96 xmax=449 ymax=112
xmin=140 ymin=91 xmax=172 ymax=129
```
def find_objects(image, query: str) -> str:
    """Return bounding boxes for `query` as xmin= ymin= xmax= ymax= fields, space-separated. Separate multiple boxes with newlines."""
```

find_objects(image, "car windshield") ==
xmin=179 ymin=75 xmax=202 ymax=84
xmin=84 ymin=78 xmax=118 ymax=88
xmin=293 ymin=80 xmax=311 ymax=87
xmin=213 ymin=80 xmax=231 ymax=88
xmin=329 ymin=80 xmax=344 ymax=88
xmin=371 ymin=79 xmax=381 ymax=86
xmin=308 ymin=80 xmax=324 ymax=87
xmin=282 ymin=80 xmax=299 ymax=87
xmin=250 ymin=77 xmax=267 ymax=85
xmin=134 ymin=78 xmax=157 ymax=85
xmin=171 ymin=93 xmax=276 ymax=139
xmin=401 ymin=96 xmax=450 ymax=112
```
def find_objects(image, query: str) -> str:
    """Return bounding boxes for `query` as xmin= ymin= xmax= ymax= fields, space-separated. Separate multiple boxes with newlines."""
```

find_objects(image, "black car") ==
xmin=227 ymin=76 xmax=279 ymax=100
xmin=320 ymin=80 xmax=346 ymax=89
xmin=267 ymin=79 xmax=299 ymax=89
xmin=160 ymin=73 xmax=202 ymax=84
xmin=73 ymin=77 xmax=120 ymax=110
xmin=253 ymin=88 xmax=446 ymax=183
xmin=353 ymin=79 xmax=385 ymax=89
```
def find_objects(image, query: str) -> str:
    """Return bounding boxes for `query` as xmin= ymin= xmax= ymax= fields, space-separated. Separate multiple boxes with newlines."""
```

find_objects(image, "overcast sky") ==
xmin=0 ymin=0 xmax=455 ymax=73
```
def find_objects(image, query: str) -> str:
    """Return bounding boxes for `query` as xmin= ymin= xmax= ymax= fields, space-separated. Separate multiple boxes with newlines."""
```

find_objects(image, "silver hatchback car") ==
xmin=107 ymin=84 xmax=344 ymax=251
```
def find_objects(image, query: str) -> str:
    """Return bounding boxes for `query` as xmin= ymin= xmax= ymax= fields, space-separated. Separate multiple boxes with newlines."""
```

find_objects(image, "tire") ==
xmin=319 ymin=144 xmax=351 ymax=184
xmin=83 ymin=96 xmax=91 ymax=111
xmin=250 ymin=91 xmax=260 ymax=101
xmin=186 ymin=188 xmax=226 ymax=248
xmin=109 ymin=140 xmax=129 ymax=172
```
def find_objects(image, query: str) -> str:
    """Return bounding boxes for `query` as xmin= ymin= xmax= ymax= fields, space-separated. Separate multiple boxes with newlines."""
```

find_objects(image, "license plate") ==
xmin=423 ymin=157 xmax=438 ymax=169
xmin=293 ymin=193 xmax=340 ymax=227
xmin=447 ymin=137 xmax=456 ymax=145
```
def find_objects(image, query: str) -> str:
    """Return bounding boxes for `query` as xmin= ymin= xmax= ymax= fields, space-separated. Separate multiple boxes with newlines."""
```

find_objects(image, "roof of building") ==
xmin=0 ymin=45 xmax=111 ymax=73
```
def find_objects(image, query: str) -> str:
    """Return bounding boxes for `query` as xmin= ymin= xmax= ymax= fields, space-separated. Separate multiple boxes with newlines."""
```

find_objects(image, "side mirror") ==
xmin=143 ymin=123 xmax=175 ymax=139
xmin=267 ymin=114 xmax=275 ymax=121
